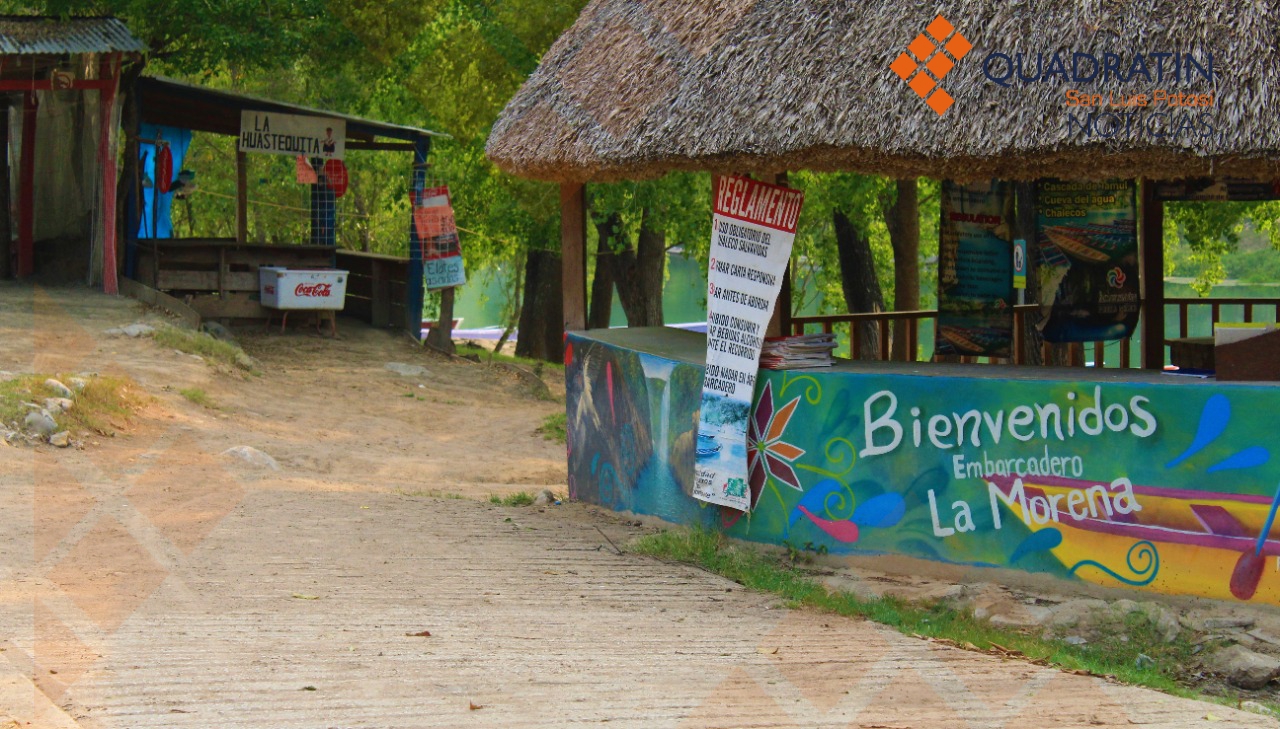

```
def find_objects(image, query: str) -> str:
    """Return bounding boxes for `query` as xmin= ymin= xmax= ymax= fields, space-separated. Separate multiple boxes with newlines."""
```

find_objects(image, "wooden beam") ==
xmin=98 ymin=55 xmax=121 ymax=294
xmin=1139 ymin=179 xmax=1165 ymax=370
xmin=344 ymin=141 xmax=416 ymax=151
xmin=235 ymin=150 xmax=248 ymax=244
xmin=16 ymin=92 xmax=35 ymax=277
xmin=560 ymin=182 xmax=588 ymax=332
xmin=767 ymin=172 xmax=792 ymax=337
xmin=405 ymin=138 xmax=430 ymax=338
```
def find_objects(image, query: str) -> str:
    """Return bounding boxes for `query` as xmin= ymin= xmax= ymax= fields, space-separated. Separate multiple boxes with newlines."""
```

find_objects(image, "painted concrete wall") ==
xmin=566 ymin=330 xmax=1280 ymax=605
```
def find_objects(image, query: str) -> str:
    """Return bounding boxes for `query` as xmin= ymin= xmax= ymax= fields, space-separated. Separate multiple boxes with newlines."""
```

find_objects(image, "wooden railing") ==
xmin=1168 ymin=297 xmax=1280 ymax=339
xmin=335 ymin=249 xmax=410 ymax=330
xmin=792 ymin=297 xmax=1280 ymax=368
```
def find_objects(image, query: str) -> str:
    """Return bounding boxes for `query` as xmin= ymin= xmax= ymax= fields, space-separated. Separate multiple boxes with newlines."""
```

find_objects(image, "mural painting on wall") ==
xmin=566 ymin=334 xmax=1280 ymax=604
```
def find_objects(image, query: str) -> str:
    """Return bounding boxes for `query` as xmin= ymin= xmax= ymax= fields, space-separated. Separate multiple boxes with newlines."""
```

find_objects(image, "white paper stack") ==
xmin=759 ymin=333 xmax=837 ymax=370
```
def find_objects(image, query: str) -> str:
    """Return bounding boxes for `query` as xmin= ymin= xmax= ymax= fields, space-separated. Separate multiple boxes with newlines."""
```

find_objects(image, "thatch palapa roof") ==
xmin=486 ymin=0 xmax=1280 ymax=183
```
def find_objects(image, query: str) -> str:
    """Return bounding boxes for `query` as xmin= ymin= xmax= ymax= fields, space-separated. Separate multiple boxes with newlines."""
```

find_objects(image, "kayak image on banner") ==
xmin=935 ymin=180 xmax=1015 ymax=358
xmin=1035 ymin=180 xmax=1140 ymax=343
xmin=692 ymin=175 xmax=804 ymax=511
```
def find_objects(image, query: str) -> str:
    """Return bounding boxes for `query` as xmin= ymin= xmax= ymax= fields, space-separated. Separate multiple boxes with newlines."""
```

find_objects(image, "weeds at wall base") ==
xmin=627 ymin=527 xmax=1276 ymax=714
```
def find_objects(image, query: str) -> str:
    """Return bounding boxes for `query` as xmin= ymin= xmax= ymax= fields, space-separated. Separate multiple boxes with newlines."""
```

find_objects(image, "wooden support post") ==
xmin=405 ymin=137 xmax=430 ymax=338
xmin=235 ymin=150 xmax=248 ymax=244
xmin=98 ymin=56 xmax=120 ymax=294
xmin=0 ymin=96 xmax=11 ymax=280
xmin=17 ymin=91 xmax=36 ymax=277
xmin=767 ymin=264 xmax=791 ymax=338
xmin=561 ymin=182 xmax=588 ymax=332
xmin=767 ymin=172 xmax=793 ymax=338
xmin=1139 ymin=179 xmax=1165 ymax=370
xmin=371 ymin=259 xmax=391 ymax=328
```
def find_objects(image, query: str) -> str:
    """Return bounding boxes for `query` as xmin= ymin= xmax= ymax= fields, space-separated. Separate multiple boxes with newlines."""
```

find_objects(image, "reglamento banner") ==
xmin=240 ymin=111 xmax=345 ymax=160
xmin=415 ymin=186 xmax=467 ymax=290
xmin=692 ymin=175 xmax=804 ymax=511
xmin=936 ymin=180 xmax=1015 ymax=357
xmin=1035 ymin=180 xmax=1140 ymax=342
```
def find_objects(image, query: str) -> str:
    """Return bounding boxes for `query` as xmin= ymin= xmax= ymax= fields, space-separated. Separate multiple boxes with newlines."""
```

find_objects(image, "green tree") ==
xmin=1165 ymin=201 xmax=1280 ymax=294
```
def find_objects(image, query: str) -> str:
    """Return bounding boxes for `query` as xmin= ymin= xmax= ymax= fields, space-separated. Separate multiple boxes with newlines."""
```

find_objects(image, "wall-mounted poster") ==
xmin=415 ymin=186 xmax=467 ymax=290
xmin=936 ymin=180 xmax=1015 ymax=358
xmin=239 ymin=111 xmax=345 ymax=160
xmin=692 ymin=175 xmax=804 ymax=511
xmin=1035 ymin=180 xmax=1140 ymax=343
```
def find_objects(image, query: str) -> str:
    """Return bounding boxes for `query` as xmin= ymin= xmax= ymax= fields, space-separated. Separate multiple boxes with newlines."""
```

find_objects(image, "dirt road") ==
xmin=0 ymin=283 xmax=1272 ymax=728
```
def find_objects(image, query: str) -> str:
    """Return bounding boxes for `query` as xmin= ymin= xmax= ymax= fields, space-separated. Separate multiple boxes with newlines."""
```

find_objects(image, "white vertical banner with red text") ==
xmin=414 ymin=186 xmax=467 ymax=290
xmin=692 ymin=175 xmax=804 ymax=511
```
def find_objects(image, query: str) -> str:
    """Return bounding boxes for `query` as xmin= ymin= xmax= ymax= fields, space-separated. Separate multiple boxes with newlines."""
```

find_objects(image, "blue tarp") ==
xmin=136 ymin=124 xmax=192 ymax=239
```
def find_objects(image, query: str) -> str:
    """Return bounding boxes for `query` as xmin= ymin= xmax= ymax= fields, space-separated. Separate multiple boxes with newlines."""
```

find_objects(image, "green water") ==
xmin=452 ymin=260 xmax=1279 ymax=367
xmin=454 ymin=252 xmax=824 ymax=329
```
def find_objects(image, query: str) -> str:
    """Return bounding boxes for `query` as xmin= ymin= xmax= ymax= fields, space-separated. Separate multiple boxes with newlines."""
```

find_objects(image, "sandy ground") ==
xmin=0 ymin=282 xmax=1274 ymax=728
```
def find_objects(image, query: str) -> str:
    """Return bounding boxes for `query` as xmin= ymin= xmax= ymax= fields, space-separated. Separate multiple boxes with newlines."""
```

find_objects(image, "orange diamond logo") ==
xmin=907 ymin=34 xmax=935 ymax=60
xmin=890 ymin=52 xmax=917 ymax=80
xmin=926 ymin=53 xmax=955 ymax=78
xmin=890 ymin=14 xmax=969 ymax=116
xmin=926 ymin=88 xmax=955 ymax=115
xmin=947 ymin=33 xmax=973 ymax=60
xmin=909 ymin=72 xmax=936 ymax=98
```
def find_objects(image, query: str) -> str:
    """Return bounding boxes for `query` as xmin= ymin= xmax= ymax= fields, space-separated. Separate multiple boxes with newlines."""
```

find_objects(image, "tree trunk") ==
xmin=0 ymin=96 xmax=10 ymax=280
xmin=116 ymin=60 xmax=145 ymax=277
xmin=425 ymin=287 xmax=456 ymax=354
xmin=885 ymin=178 xmax=919 ymax=361
xmin=833 ymin=209 xmax=884 ymax=359
xmin=588 ymin=213 xmax=618 ymax=329
xmin=613 ymin=208 xmax=665 ymax=327
xmin=515 ymin=248 xmax=565 ymax=363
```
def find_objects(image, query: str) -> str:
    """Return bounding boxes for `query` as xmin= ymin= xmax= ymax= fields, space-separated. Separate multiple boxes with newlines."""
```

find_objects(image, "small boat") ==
xmin=986 ymin=474 xmax=1280 ymax=602
xmin=695 ymin=432 xmax=721 ymax=457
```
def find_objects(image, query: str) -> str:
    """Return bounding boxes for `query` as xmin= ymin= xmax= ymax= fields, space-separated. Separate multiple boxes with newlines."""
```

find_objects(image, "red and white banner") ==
xmin=692 ymin=175 xmax=804 ymax=511
xmin=415 ymin=186 xmax=466 ymax=290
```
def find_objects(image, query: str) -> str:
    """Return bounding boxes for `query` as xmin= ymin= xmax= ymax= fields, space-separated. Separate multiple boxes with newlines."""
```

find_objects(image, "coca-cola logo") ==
xmin=294 ymin=282 xmax=333 ymax=297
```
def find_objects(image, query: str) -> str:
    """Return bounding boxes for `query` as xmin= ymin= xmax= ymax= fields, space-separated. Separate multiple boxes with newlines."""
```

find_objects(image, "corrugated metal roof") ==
xmin=139 ymin=76 xmax=448 ymax=142
xmin=0 ymin=16 xmax=145 ymax=55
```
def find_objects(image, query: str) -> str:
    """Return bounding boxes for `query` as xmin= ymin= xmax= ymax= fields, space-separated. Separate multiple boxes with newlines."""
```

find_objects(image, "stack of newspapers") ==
xmin=759 ymin=333 xmax=837 ymax=370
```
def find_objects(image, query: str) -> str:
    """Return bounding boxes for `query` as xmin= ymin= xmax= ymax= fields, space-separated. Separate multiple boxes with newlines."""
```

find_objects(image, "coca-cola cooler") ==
xmin=260 ymin=267 xmax=348 ymax=310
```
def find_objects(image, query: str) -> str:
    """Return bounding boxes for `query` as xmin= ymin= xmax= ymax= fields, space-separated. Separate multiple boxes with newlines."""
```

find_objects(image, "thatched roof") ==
xmin=487 ymin=0 xmax=1280 ymax=183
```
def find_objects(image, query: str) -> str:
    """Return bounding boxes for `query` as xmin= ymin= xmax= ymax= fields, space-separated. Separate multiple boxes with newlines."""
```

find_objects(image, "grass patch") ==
xmin=0 ymin=374 xmax=146 ymax=435
xmin=630 ymin=528 xmax=1214 ymax=700
xmin=489 ymin=491 xmax=536 ymax=507
xmin=179 ymin=387 xmax=217 ymax=409
xmin=153 ymin=326 xmax=256 ymax=373
xmin=397 ymin=488 xmax=467 ymax=500
xmin=537 ymin=412 xmax=567 ymax=444
xmin=456 ymin=344 xmax=565 ymax=374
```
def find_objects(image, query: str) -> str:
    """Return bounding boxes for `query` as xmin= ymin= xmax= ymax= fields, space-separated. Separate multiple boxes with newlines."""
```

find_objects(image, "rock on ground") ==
xmin=533 ymin=489 xmax=556 ymax=506
xmin=43 ymin=397 xmax=73 ymax=414
xmin=105 ymin=323 xmax=156 ymax=338
xmin=201 ymin=321 xmax=237 ymax=342
xmin=385 ymin=362 xmax=431 ymax=378
xmin=49 ymin=431 xmax=71 ymax=448
xmin=44 ymin=378 xmax=73 ymax=398
xmin=220 ymin=446 xmax=281 ymax=470
xmin=1210 ymin=644 xmax=1280 ymax=690
xmin=23 ymin=410 xmax=57 ymax=436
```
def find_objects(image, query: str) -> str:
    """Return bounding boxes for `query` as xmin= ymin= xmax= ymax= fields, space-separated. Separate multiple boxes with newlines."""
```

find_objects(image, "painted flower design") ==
xmin=747 ymin=381 xmax=806 ymax=508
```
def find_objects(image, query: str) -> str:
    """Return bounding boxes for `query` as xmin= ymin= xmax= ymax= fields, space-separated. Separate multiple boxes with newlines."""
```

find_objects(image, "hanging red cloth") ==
xmin=155 ymin=144 xmax=173 ymax=194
